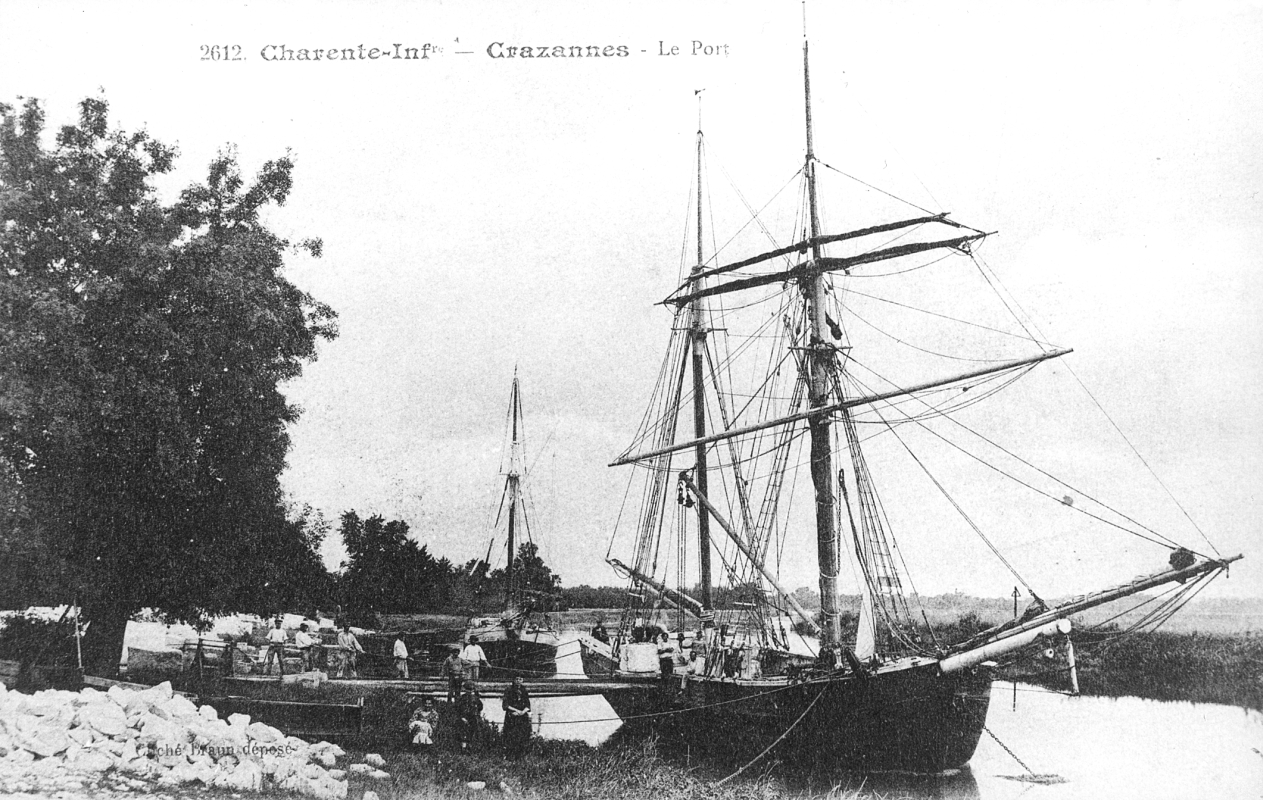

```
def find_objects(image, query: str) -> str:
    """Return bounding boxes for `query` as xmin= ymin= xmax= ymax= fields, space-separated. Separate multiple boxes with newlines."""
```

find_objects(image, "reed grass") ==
xmin=1012 ymin=626 xmax=1263 ymax=710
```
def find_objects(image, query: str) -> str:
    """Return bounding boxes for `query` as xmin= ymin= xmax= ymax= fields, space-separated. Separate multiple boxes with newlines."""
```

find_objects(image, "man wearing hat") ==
xmin=263 ymin=618 xmax=288 ymax=676
xmin=455 ymin=680 xmax=483 ymax=750
xmin=441 ymin=645 xmax=466 ymax=702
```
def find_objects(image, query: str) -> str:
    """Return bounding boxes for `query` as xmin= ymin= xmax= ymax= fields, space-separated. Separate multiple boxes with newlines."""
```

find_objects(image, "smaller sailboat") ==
xmin=464 ymin=372 xmax=565 ymax=678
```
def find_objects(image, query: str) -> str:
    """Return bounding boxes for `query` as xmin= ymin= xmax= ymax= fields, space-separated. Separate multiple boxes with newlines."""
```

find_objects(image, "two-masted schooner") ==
xmin=464 ymin=372 xmax=566 ymax=678
xmin=592 ymin=36 xmax=1241 ymax=772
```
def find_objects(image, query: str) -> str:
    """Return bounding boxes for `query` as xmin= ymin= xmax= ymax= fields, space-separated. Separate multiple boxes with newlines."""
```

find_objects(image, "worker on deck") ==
xmin=264 ymin=618 xmax=288 ymax=676
xmin=656 ymin=631 xmax=676 ymax=682
xmin=442 ymin=645 xmax=466 ymax=702
xmin=337 ymin=623 xmax=364 ymax=678
xmin=591 ymin=621 xmax=610 ymax=644
xmin=393 ymin=636 xmax=409 ymax=679
xmin=294 ymin=623 xmax=316 ymax=672
xmin=460 ymin=636 xmax=489 ymax=682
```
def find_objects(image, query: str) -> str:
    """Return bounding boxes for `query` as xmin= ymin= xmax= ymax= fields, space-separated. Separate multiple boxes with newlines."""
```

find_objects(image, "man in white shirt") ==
xmin=393 ymin=636 xmax=409 ymax=679
xmin=264 ymin=618 xmax=288 ymax=676
xmin=294 ymin=624 xmax=316 ymax=672
xmin=459 ymin=636 xmax=489 ymax=682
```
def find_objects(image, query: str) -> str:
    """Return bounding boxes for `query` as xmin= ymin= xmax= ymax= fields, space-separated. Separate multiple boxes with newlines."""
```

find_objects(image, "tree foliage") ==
xmin=0 ymin=97 xmax=336 ymax=672
xmin=338 ymin=511 xmax=453 ymax=615
xmin=334 ymin=512 xmax=566 ymax=616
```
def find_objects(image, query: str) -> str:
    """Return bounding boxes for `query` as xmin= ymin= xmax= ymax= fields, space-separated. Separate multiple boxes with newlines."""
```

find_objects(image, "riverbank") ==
xmin=356 ymin=737 xmax=869 ymax=800
xmin=1012 ymin=627 xmax=1263 ymax=710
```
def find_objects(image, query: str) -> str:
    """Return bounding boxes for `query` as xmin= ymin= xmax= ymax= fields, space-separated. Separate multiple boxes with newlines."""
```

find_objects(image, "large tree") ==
xmin=0 ymin=97 xmax=337 ymax=674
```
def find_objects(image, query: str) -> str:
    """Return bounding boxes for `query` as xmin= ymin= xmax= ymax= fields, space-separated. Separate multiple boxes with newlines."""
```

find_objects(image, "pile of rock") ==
xmin=0 ymin=680 xmax=349 ymax=799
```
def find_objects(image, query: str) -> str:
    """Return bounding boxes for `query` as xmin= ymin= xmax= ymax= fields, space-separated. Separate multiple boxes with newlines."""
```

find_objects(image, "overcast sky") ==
xmin=3 ymin=1 xmax=1260 ymax=599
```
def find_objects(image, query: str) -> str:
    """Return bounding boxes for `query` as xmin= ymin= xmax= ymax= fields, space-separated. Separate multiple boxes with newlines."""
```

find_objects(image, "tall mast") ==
xmin=802 ymin=39 xmax=843 ymax=648
xmin=505 ymin=372 xmax=521 ymax=608
xmin=690 ymin=96 xmax=714 ymax=612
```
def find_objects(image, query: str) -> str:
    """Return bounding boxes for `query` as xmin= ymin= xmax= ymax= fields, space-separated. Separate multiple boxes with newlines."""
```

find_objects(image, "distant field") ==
xmin=374 ymin=596 xmax=1263 ymax=637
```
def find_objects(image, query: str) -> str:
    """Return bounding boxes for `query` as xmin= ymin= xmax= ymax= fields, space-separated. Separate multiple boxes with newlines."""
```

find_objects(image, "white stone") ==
xmin=67 ymin=727 xmax=94 ymax=747
xmin=348 ymin=763 xmax=370 ymax=774
xmin=466 ymin=781 xmax=486 ymax=790
xmin=74 ymin=751 xmax=114 ymax=773
xmin=315 ymin=751 xmax=336 ymax=768
xmin=106 ymin=685 xmax=133 ymax=707
xmin=311 ymin=741 xmax=345 ymax=758
xmin=197 ymin=704 xmax=218 ymax=721
xmin=227 ymin=713 xmax=250 ymax=729
xmin=245 ymin=721 xmax=281 ymax=743
xmin=369 ymin=770 xmax=390 ymax=780
xmin=79 ymin=702 xmax=128 ymax=737
xmin=364 ymin=753 xmax=385 ymax=768
xmin=362 ymin=791 xmax=380 ymax=800
xmin=161 ymin=695 xmax=198 ymax=719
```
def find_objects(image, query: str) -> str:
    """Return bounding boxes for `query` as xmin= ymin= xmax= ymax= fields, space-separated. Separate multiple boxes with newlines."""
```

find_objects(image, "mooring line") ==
xmin=712 ymin=685 xmax=827 ymax=788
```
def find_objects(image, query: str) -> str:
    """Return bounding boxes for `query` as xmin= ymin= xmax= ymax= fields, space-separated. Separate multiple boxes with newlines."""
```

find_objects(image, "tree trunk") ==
xmin=80 ymin=602 xmax=131 ymax=678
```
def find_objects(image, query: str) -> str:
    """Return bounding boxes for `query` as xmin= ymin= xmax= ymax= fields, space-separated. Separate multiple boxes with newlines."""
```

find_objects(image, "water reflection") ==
xmin=526 ymin=682 xmax=1263 ymax=799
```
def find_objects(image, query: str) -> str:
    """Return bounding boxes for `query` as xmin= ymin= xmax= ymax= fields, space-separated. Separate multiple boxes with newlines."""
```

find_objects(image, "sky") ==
xmin=2 ymin=1 xmax=1260 ymax=600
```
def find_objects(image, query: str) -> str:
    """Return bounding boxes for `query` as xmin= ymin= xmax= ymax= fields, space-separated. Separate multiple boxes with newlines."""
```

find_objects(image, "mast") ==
xmin=802 ymin=38 xmax=844 ymax=648
xmin=505 ymin=373 xmax=521 ymax=608
xmin=690 ymin=98 xmax=714 ymax=612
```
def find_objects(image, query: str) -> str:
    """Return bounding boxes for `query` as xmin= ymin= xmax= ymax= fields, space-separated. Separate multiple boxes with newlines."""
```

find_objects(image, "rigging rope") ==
xmin=969 ymin=252 xmax=1221 ymax=558
xmin=712 ymin=685 xmax=828 ymax=788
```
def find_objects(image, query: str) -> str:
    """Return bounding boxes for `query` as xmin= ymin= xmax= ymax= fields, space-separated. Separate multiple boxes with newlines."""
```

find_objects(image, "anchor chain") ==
xmin=984 ymin=725 xmax=1034 ymax=775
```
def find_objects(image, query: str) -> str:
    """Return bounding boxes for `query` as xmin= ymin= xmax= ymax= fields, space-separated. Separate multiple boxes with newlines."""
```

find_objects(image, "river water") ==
xmin=507 ymin=682 xmax=1263 ymax=800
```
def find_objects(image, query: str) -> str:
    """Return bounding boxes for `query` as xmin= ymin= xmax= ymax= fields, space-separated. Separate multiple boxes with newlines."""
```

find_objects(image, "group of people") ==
xmin=261 ymin=621 xmax=535 ymax=757
xmin=407 ymin=673 xmax=532 ymax=758
xmin=261 ymin=618 xmax=366 ymax=677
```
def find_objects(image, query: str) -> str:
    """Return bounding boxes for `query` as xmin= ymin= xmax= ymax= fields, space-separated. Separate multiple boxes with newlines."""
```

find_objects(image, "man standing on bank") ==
xmin=456 ymin=680 xmax=484 ymax=750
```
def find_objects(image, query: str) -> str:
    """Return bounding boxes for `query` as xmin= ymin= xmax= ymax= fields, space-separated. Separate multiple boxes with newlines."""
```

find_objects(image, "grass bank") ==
xmin=352 ymin=737 xmax=876 ymax=800
xmin=1010 ymin=627 xmax=1263 ymax=710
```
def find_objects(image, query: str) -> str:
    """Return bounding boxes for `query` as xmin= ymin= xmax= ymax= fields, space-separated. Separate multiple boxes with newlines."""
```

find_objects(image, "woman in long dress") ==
xmin=501 ymin=675 xmax=532 ymax=757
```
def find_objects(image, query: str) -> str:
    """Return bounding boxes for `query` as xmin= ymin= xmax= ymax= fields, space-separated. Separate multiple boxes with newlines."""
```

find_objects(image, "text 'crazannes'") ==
xmin=209 ymin=40 xmax=731 ymax=63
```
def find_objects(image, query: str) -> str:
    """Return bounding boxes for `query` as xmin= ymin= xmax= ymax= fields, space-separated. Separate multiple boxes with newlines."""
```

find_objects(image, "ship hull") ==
xmin=602 ymin=660 xmax=993 ymax=773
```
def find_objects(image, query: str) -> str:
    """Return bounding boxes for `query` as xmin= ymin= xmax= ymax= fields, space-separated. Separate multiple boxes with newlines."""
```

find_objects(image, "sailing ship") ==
xmin=465 ymin=372 xmax=565 ymax=679
xmin=593 ymin=36 xmax=1241 ymax=772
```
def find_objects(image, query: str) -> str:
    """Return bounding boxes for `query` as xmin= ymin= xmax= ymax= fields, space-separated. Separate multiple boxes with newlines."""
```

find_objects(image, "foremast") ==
xmin=802 ymin=39 xmax=845 ymax=651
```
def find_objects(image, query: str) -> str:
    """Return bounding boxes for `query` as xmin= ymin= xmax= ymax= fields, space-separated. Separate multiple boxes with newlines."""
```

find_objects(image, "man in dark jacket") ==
xmin=455 ymin=680 xmax=483 ymax=750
